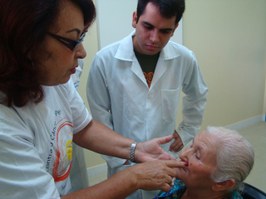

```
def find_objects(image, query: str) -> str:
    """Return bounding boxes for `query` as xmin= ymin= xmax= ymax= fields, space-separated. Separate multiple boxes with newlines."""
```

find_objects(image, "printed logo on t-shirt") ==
xmin=45 ymin=110 xmax=73 ymax=185
xmin=53 ymin=120 xmax=73 ymax=182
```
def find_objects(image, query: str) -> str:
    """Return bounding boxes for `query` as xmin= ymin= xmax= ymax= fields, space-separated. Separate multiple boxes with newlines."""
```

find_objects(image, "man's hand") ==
xmin=169 ymin=131 xmax=183 ymax=152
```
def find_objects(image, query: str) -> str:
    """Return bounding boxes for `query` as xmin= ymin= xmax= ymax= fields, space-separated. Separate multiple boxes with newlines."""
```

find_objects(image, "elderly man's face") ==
xmin=177 ymin=131 xmax=218 ymax=189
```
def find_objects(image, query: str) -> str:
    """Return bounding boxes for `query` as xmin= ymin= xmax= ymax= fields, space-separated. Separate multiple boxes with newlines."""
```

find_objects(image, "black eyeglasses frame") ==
xmin=47 ymin=32 xmax=86 ymax=51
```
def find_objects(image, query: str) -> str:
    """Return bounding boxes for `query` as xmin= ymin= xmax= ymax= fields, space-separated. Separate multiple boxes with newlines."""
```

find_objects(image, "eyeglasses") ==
xmin=47 ymin=32 xmax=86 ymax=51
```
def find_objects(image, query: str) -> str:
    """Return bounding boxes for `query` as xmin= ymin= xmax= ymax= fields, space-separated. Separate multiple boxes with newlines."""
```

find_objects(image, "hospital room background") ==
xmin=76 ymin=0 xmax=266 ymax=192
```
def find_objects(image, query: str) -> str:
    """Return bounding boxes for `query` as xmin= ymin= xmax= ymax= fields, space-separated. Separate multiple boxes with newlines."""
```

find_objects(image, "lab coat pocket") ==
xmin=161 ymin=88 xmax=180 ymax=123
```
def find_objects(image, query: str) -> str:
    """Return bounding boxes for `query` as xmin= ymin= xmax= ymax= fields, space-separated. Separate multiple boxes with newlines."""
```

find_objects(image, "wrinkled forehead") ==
xmin=195 ymin=131 xmax=219 ymax=153
xmin=195 ymin=132 xmax=218 ymax=166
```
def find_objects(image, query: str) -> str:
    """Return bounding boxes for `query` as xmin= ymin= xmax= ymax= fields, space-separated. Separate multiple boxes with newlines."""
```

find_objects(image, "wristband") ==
xmin=129 ymin=142 xmax=137 ymax=162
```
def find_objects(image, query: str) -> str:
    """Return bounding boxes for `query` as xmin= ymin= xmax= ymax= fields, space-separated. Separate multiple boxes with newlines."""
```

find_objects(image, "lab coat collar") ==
xmin=114 ymin=31 xmax=181 ymax=89
xmin=114 ymin=31 xmax=181 ymax=61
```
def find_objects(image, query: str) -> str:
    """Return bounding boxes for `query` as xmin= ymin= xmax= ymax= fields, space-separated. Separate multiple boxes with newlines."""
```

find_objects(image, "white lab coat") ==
xmin=87 ymin=32 xmax=208 ymax=199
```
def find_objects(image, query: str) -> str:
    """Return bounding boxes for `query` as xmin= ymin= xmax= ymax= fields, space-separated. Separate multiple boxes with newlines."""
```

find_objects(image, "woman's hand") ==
xmin=134 ymin=135 xmax=176 ymax=163
xmin=128 ymin=160 xmax=185 ymax=192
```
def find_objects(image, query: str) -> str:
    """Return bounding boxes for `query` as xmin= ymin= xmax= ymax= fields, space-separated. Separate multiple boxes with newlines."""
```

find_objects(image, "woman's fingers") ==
xmin=132 ymin=160 xmax=185 ymax=191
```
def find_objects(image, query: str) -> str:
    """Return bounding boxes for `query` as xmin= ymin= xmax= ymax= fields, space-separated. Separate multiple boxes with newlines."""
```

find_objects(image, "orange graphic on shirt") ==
xmin=53 ymin=121 xmax=73 ymax=182
xmin=143 ymin=72 xmax=154 ymax=87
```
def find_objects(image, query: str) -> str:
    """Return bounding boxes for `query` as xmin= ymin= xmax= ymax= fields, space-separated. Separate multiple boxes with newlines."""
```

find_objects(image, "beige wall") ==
xmin=183 ymin=0 xmax=266 ymax=128
xmin=264 ymin=42 xmax=266 ymax=116
xmin=78 ymin=0 xmax=266 ymax=167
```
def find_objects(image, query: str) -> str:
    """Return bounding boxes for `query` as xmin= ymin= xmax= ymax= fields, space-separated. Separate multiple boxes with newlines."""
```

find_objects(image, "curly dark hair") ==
xmin=0 ymin=0 xmax=96 ymax=107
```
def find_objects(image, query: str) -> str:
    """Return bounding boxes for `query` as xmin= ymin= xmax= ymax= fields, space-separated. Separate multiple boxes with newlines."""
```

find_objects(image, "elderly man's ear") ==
xmin=212 ymin=179 xmax=236 ymax=191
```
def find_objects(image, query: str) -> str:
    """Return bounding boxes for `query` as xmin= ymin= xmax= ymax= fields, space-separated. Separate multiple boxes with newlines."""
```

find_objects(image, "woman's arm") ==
xmin=73 ymin=120 xmax=174 ymax=162
xmin=71 ymin=120 xmax=186 ymax=199
xmin=62 ymin=159 xmax=183 ymax=199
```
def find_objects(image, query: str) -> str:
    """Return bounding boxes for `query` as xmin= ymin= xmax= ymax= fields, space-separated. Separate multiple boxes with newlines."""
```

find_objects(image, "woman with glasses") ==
xmin=0 ymin=0 xmax=185 ymax=198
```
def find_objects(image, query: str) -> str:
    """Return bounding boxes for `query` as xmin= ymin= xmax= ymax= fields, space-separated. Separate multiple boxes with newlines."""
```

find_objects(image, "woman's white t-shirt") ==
xmin=0 ymin=80 xmax=91 ymax=198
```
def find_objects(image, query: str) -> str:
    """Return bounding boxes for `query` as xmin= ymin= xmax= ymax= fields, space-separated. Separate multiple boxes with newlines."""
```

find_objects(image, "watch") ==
xmin=129 ymin=142 xmax=137 ymax=162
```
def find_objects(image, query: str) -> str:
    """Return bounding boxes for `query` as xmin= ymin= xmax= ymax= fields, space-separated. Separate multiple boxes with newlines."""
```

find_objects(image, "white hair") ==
xmin=205 ymin=126 xmax=254 ymax=188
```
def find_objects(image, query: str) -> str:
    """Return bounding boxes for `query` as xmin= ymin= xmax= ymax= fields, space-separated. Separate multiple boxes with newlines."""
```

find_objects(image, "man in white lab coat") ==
xmin=87 ymin=0 xmax=208 ymax=198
